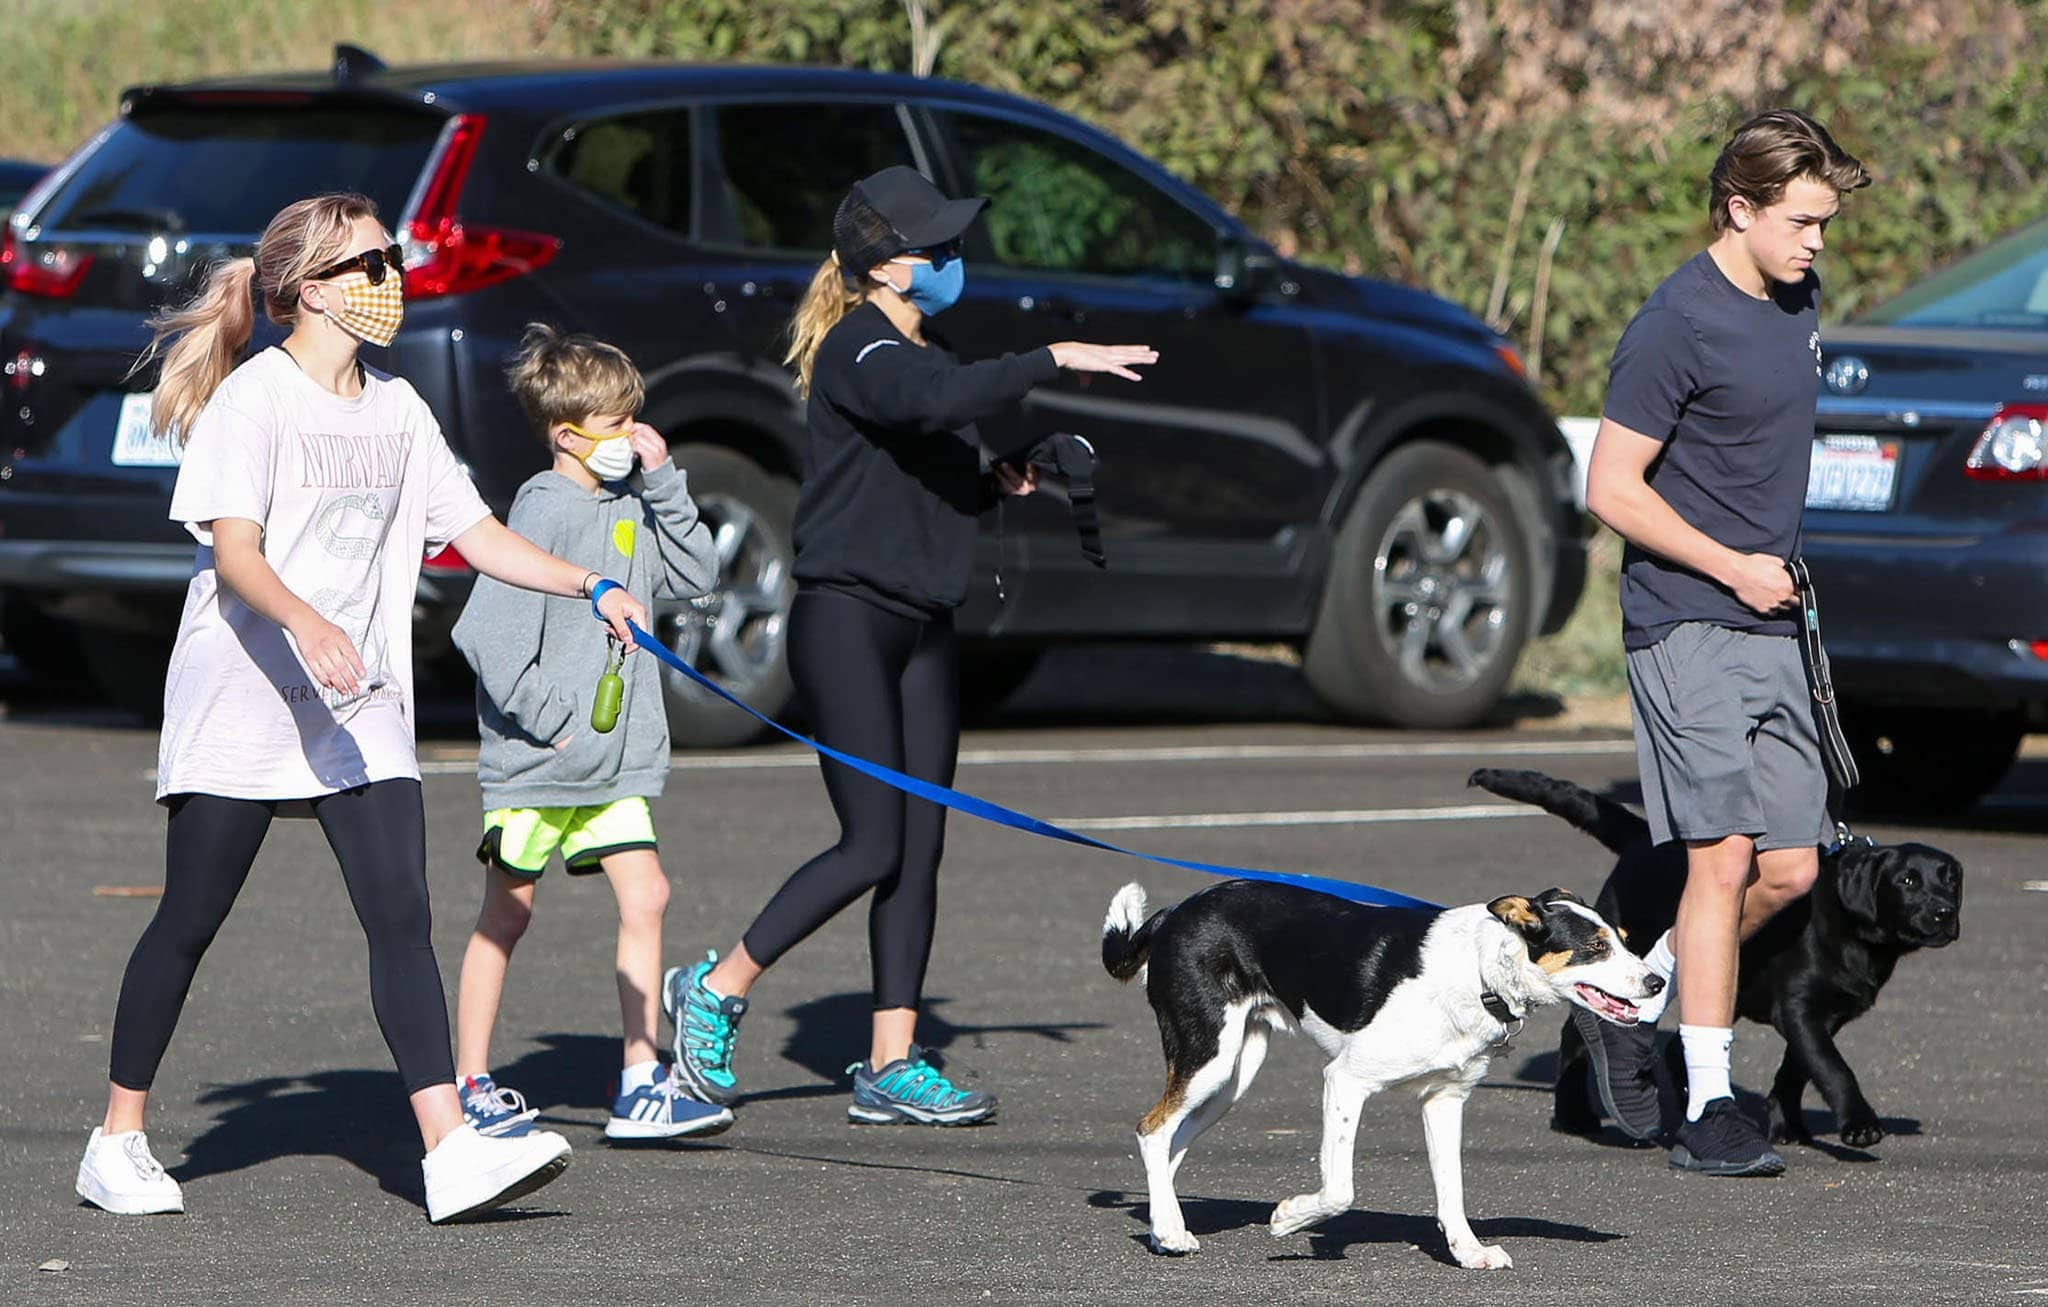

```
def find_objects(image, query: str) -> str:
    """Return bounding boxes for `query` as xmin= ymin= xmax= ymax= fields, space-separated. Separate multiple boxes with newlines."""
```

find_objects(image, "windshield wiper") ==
xmin=71 ymin=206 xmax=187 ymax=232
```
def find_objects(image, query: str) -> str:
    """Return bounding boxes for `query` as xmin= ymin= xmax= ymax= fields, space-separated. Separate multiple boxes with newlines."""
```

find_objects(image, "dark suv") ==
xmin=0 ymin=50 xmax=1584 ymax=744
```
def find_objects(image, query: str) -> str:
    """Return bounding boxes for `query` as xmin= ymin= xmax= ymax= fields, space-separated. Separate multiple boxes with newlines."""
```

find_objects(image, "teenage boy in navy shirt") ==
xmin=1584 ymin=110 xmax=1870 ymax=1176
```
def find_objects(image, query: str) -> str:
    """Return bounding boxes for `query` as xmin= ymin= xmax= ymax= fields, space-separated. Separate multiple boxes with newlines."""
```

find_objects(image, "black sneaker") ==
xmin=1668 ymin=1098 xmax=1786 ymax=1177
xmin=1572 ymin=1007 xmax=1662 ymax=1141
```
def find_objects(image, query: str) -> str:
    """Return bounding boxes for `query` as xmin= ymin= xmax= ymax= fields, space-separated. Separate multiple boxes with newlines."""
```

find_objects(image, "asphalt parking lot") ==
xmin=2 ymin=646 xmax=2044 ymax=1306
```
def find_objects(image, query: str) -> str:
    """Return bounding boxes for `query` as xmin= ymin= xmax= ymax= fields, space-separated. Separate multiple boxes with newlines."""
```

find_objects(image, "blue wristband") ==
xmin=589 ymin=577 xmax=622 ymax=619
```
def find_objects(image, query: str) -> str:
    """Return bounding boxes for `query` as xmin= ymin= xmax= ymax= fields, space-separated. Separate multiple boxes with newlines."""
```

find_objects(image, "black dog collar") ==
xmin=1481 ymin=989 xmax=1523 ymax=1037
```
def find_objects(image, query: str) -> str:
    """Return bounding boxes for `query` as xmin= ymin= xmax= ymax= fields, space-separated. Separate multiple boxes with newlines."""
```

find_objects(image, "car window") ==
xmin=714 ymin=103 xmax=918 ymax=252
xmin=941 ymin=112 xmax=1216 ymax=282
xmin=1864 ymin=218 xmax=2048 ymax=330
xmin=32 ymin=107 xmax=442 ymax=235
xmin=545 ymin=110 xmax=694 ymax=236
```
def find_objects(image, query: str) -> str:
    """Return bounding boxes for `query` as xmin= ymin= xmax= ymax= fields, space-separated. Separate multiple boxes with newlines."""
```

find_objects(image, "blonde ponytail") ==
xmin=145 ymin=258 xmax=256 ymax=447
xmin=135 ymin=192 xmax=377 ymax=445
xmin=783 ymin=253 xmax=865 ymax=397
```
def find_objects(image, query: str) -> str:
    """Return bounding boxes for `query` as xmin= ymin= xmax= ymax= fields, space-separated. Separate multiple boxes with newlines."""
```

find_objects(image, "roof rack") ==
xmin=333 ymin=44 xmax=386 ymax=85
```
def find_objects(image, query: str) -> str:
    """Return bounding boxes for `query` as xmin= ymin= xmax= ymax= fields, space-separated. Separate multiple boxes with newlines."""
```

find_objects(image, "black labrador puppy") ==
xmin=1469 ymin=768 xmax=1963 ymax=1148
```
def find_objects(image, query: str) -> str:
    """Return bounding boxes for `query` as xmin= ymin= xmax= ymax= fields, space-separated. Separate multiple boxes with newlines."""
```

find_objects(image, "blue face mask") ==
xmin=891 ymin=257 xmax=965 ymax=316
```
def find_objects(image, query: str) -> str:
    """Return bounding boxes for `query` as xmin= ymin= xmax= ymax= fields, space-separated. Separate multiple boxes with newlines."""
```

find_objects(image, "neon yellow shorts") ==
xmin=477 ymin=797 xmax=657 ymax=878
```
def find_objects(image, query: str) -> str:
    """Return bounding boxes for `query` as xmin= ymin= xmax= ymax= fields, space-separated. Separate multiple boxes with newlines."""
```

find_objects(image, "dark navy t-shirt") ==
xmin=1603 ymin=251 xmax=1821 ymax=649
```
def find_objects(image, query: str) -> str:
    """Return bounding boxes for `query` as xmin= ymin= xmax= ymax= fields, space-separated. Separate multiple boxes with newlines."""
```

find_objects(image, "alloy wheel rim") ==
xmin=1369 ymin=488 xmax=1511 ymax=693
xmin=652 ymin=492 xmax=791 ymax=703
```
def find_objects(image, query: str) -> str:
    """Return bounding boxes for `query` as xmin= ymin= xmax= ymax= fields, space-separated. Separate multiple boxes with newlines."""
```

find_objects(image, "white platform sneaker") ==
xmin=76 ymin=1127 xmax=185 ymax=1215
xmin=422 ymin=1122 xmax=572 ymax=1224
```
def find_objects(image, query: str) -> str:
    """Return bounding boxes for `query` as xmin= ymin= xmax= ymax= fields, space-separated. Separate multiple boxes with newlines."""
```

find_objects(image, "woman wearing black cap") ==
xmin=664 ymin=166 xmax=1155 ymax=1125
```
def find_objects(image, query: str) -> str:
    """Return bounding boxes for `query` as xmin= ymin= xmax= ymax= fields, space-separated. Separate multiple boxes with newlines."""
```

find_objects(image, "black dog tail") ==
xmin=1103 ymin=883 xmax=1167 ymax=982
xmin=1468 ymin=767 xmax=1650 ymax=855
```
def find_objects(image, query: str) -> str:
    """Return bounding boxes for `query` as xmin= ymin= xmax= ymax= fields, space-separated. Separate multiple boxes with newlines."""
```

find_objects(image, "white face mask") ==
xmin=567 ymin=423 xmax=635 ymax=481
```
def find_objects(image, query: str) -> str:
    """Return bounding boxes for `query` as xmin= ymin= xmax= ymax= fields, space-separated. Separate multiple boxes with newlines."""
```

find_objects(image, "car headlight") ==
xmin=1965 ymin=404 xmax=2048 ymax=479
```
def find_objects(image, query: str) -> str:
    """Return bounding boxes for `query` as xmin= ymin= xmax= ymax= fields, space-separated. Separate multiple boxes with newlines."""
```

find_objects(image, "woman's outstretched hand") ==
xmin=992 ymin=461 xmax=1040 ymax=497
xmin=1049 ymin=342 xmax=1158 ymax=381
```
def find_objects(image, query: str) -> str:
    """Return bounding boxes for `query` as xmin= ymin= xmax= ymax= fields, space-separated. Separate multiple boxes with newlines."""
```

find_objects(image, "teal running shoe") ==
xmin=662 ymin=951 xmax=746 ymax=1106
xmin=847 ymin=1046 xmax=997 ymax=1126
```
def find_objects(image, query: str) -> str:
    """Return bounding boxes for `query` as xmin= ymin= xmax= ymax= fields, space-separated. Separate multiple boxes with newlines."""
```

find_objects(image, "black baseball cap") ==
xmin=833 ymin=166 xmax=988 ymax=278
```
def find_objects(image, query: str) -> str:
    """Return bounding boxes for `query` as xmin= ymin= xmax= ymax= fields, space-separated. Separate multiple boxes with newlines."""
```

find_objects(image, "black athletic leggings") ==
xmin=109 ymin=778 xmax=454 ymax=1095
xmin=742 ymin=587 xmax=960 ymax=1010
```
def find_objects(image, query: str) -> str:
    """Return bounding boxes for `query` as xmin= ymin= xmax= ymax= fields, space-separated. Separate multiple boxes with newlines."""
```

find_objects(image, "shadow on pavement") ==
xmin=1085 ymin=1188 xmax=1624 ymax=1264
xmin=746 ymin=990 xmax=1109 ymax=1105
xmin=168 ymin=1072 xmax=405 ymax=1210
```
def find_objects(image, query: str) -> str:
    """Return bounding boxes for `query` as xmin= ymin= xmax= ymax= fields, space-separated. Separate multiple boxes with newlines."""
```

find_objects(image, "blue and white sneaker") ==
xmin=605 ymin=1065 xmax=735 ymax=1142
xmin=662 ymin=952 xmax=747 ymax=1106
xmin=460 ymin=1074 xmax=538 ymax=1138
xmin=847 ymin=1046 xmax=997 ymax=1126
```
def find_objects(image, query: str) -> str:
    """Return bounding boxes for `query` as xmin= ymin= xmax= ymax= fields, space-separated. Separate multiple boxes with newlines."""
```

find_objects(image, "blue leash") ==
xmin=622 ymin=618 xmax=1438 ymax=910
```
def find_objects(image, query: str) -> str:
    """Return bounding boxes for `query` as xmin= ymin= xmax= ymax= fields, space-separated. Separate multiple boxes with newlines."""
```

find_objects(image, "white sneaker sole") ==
xmin=604 ymin=1107 xmax=734 ymax=1141
xmin=426 ymin=1138 xmax=572 ymax=1225
xmin=847 ymin=1101 xmax=996 ymax=1126
xmin=76 ymin=1166 xmax=183 ymax=1215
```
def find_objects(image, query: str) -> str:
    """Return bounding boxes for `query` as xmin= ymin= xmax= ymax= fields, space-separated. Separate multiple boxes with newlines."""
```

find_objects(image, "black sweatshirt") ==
xmin=792 ymin=302 xmax=1059 ymax=617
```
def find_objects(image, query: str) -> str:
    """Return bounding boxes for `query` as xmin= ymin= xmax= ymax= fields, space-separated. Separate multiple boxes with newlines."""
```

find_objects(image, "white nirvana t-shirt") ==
xmin=156 ymin=347 xmax=492 ymax=802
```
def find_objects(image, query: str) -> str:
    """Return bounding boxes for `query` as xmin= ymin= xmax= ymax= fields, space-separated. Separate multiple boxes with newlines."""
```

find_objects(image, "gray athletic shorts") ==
xmin=1626 ymin=622 xmax=1830 ymax=851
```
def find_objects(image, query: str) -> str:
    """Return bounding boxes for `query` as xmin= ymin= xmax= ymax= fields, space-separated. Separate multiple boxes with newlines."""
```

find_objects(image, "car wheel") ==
xmin=1303 ymin=441 xmax=1533 ymax=729
xmin=1 ymin=595 xmax=88 ymax=688
xmin=650 ymin=444 xmax=798 ymax=749
xmin=78 ymin=627 xmax=171 ymax=725
xmin=1839 ymin=704 xmax=2024 ymax=816
xmin=958 ymin=643 xmax=1043 ymax=722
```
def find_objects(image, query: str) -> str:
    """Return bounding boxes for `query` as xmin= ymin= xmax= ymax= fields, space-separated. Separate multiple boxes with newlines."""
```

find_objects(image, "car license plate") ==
xmin=110 ymin=392 xmax=181 ymax=467
xmin=1806 ymin=434 xmax=1898 ymax=512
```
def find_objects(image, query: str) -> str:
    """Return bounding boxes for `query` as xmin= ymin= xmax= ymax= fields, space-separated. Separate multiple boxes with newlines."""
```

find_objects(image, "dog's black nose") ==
xmin=1643 ymin=974 xmax=1666 ymax=996
xmin=1933 ymin=906 xmax=1956 ymax=924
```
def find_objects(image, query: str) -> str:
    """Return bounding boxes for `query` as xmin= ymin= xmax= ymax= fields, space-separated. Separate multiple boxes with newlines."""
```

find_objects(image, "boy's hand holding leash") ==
xmin=584 ymin=573 xmax=646 ymax=650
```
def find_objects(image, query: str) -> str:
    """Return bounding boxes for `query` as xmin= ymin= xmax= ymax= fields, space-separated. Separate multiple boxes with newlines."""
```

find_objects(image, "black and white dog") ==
xmin=1101 ymin=878 xmax=1661 ymax=1269
xmin=1469 ymin=768 xmax=1963 ymax=1148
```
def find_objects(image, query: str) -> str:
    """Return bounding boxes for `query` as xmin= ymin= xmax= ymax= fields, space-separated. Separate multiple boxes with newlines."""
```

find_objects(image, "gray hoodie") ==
xmin=453 ymin=461 xmax=716 ymax=810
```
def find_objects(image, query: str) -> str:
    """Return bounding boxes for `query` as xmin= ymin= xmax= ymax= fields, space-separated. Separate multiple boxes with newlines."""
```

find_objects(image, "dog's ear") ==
xmin=1831 ymin=845 xmax=1884 ymax=927
xmin=1534 ymin=887 xmax=1584 ymax=907
xmin=1488 ymin=894 xmax=1545 ymax=938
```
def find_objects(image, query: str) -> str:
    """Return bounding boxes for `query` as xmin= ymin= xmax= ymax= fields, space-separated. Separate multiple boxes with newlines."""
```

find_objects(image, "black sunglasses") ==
xmin=909 ymin=240 xmax=961 ymax=271
xmin=310 ymin=243 xmax=406 ymax=286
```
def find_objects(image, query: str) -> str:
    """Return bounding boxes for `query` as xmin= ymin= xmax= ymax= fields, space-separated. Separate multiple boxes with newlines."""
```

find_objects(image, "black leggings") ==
xmin=109 ymin=778 xmax=454 ymax=1096
xmin=742 ymin=588 xmax=960 ymax=1010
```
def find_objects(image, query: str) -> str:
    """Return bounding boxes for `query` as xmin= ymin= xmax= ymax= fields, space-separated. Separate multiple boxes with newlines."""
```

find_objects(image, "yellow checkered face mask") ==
xmin=324 ymin=269 xmax=405 ymax=348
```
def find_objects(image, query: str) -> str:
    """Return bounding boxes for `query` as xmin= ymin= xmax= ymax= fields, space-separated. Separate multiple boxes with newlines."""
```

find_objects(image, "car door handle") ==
xmin=738 ymin=280 xmax=800 ymax=303
xmin=1017 ymin=293 xmax=1086 ymax=324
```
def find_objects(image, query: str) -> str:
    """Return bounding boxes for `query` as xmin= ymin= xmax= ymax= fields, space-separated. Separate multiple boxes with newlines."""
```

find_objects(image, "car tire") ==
xmin=1839 ymin=703 xmax=2024 ymax=816
xmin=1 ymin=595 xmax=88 ymax=688
xmin=78 ymin=627 xmax=171 ymax=725
xmin=958 ymin=643 xmax=1043 ymax=722
xmin=649 ymin=444 xmax=798 ymax=749
xmin=1303 ymin=440 xmax=1533 ymax=729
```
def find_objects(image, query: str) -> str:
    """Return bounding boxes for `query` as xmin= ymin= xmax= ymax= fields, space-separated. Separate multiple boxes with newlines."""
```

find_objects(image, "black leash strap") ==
xmin=1025 ymin=432 xmax=1105 ymax=568
xmin=1789 ymin=557 xmax=1859 ymax=796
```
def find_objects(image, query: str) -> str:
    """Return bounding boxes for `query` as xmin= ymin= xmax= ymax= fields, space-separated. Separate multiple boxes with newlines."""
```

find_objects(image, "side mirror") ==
xmin=1214 ymin=239 xmax=1279 ymax=301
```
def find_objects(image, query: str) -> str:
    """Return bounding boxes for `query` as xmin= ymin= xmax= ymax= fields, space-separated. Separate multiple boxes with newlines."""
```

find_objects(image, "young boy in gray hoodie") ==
xmin=450 ymin=323 xmax=729 ymax=1142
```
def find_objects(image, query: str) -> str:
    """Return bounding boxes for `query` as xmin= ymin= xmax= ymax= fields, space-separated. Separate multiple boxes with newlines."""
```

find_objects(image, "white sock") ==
xmin=1636 ymin=931 xmax=1678 ymax=1024
xmin=1680 ymin=1024 xmax=1735 ymax=1121
xmin=621 ymin=1059 xmax=661 ymax=1092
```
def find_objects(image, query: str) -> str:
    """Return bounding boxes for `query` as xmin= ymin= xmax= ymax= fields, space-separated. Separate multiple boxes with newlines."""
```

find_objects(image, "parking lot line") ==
xmin=1048 ymin=802 xmax=1536 ymax=831
xmin=382 ymin=736 xmax=1633 ymax=779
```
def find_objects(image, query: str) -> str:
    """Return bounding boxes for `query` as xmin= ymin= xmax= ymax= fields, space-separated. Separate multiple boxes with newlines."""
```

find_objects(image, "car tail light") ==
xmin=1 ymin=227 xmax=92 ymax=298
xmin=1494 ymin=344 xmax=1527 ymax=378
xmin=1964 ymin=403 xmax=2048 ymax=480
xmin=422 ymin=544 xmax=472 ymax=572
xmin=401 ymin=114 xmax=560 ymax=300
